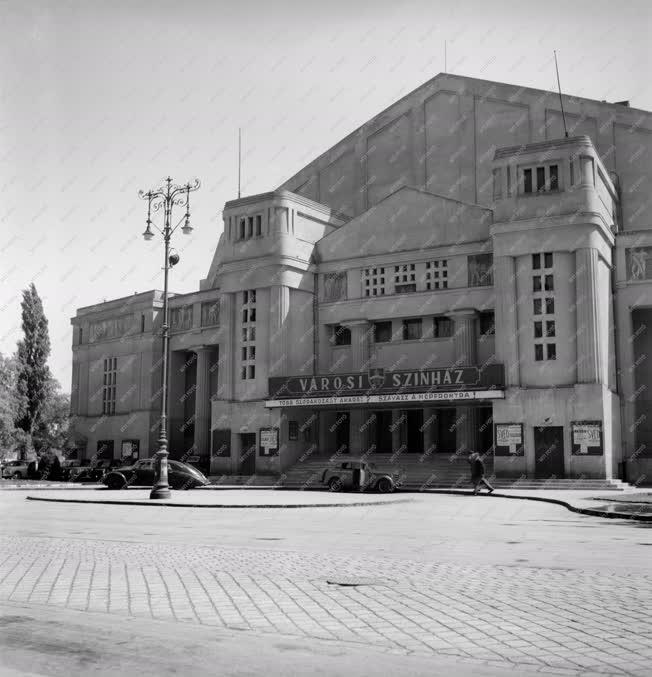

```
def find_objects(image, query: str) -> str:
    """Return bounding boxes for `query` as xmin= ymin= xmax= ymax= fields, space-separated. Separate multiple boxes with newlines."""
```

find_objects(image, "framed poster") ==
xmin=259 ymin=427 xmax=279 ymax=456
xmin=571 ymin=421 xmax=603 ymax=455
xmin=121 ymin=440 xmax=140 ymax=460
xmin=288 ymin=421 xmax=299 ymax=441
xmin=494 ymin=423 xmax=524 ymax=456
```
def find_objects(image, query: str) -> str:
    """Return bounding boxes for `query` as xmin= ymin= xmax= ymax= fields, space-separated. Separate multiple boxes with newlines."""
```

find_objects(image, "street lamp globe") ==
xmin=181 ymin=219 xmax=193 ymax=235
xmin=142 ymin=224 xmax=154 ymax=241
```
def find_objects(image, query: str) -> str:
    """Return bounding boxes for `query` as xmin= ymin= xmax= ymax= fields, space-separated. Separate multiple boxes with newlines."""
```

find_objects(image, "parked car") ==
xmin=103 ymin=458 xmax=210 ymax=490
xmin=61 ymin=459 xmax=90 ymax=482
xmin=2 ymin=460 xmax=30 ymax=480
xmin=321 ymin=458 xmax=404 ymax=493
xmin=72 ymin=459 xmax=120 ymax=483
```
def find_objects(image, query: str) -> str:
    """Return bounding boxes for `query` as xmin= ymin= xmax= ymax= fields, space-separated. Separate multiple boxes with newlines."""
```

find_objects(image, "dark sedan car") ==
xmin=103 ymin=458 xmax=210 ymax=490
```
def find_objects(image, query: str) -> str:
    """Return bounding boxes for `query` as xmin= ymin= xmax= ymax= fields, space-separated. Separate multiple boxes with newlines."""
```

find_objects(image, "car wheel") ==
xmin=327 ymin=477 xmax=343 ymax=492
xmin=376 ymin=477 xmax=394 ymax=494
xmin=106 ymin=474 xmax=127 ymax=490
xmin=13 ymin=472 xmax=22 ymax=480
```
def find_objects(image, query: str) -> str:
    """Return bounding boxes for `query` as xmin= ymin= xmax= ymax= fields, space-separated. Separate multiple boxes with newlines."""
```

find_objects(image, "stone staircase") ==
xmin=210 ymin=453 xmax=630 ymax=491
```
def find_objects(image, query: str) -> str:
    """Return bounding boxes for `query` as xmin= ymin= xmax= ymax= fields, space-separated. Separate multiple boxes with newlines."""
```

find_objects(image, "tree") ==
xmin=34 ymin=381 xmax=71 ymax=452
xmin=0 ymin=353 xmax=24 ymax=459
xmin=15 ymin=283 xmax=51 ymax=444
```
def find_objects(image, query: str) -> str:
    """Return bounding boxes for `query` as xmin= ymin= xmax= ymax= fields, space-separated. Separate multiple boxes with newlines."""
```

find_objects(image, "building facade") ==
xmin=70 ymin=73 xmax=652 ymax=483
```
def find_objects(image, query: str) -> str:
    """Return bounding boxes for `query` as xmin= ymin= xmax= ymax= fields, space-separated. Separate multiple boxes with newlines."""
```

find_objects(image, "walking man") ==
xmin=468 ymin=452 xmax=494 ymax=494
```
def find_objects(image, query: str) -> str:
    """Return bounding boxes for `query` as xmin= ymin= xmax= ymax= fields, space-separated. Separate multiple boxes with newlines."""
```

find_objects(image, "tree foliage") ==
xmin=15 ymin=283 xmax=52 ymax=438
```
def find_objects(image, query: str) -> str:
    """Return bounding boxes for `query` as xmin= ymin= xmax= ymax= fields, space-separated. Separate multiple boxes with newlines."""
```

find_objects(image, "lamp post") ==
xmin=139 ymin=176 xmax=200 ymax=499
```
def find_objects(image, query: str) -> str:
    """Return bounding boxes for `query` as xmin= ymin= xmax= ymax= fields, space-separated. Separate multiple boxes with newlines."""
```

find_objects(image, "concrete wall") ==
xmin=280 ymin=73 xmax=652 ymax=232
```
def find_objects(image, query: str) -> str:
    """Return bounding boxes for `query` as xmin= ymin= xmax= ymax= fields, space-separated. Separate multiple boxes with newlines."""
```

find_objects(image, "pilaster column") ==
xmin=575 ymin=248 xmax=603 ymax=384
xmin=423 ymin=407 xmax=437 ymax=456
xmin=269 ymin=285 xmax=290 ymax=377
xmin=216 ymin=293 xmax=234 ymax=400
xmin=342 ymin=319 xmax=371 ymax=372
xmin=193 ymin=347 xmax=212 ymax=458
xmin=493 ymin=256 xmax=520 ymax=386
xmin=391 ymin=410 xmax=405 ymax=455
xmin=451 ymin=310 xmax=478 ymax=455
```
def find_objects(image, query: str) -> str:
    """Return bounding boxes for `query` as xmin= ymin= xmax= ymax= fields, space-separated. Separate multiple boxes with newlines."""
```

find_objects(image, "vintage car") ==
xmin=1 ymin=460 xmax=30 ymax=479
xmin=72 ymin=459 xmax=121 ymax=483
xmin=102 ymin=458 xmax=210 ymax=490
xmin=321 ymin=458 xmax=404 ymax=493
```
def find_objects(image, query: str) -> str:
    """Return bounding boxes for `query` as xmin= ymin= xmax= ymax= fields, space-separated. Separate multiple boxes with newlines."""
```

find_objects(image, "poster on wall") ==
xmin=259 ymin=427 xmax=279 ymax=456
xmin=571 ymin=421 xmax=603 ymax=455
xmin=494 ymin=423 xmax=524 ymax=456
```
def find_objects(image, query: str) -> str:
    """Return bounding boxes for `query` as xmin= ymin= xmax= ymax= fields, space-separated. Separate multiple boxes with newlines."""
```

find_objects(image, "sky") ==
xmin=1 ymin=0 xmax=650 ymax=390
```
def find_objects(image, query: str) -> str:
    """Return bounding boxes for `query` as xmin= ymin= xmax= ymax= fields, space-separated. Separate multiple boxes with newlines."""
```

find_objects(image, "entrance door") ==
xmin=334 ymin=412 xmax=350 ymax=454
xmin=405 ymin=409 xmax=424 ymax=454
xmin=239 ymin=433 xmax=257 ymax=475
xmin=374 ymin=411 xmax=392 ymax=453
xmin=478 ymin=407 xmax=494 ymax=455
xmin=534 ymin=426 xmax=565 ymax=478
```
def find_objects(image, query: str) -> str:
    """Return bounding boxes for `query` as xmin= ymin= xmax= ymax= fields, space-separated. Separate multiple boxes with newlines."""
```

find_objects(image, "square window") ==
xmin=544 ymin=275 xmax=554 ymax=291
xmin=533 ymin=276 xmax=542 ymax=292
xmin=402 ymin=318 xmax=422 ymax=341
xmin=533 ymin=298 xmax=542 ymax=315
xmin=547 ymin=344 xmax=556 ymax=360
xmin=532 ymin=253 xmax=541 ymax=269
xmin=523 ymin=168 xmax=533 ymax=193
xmin=434 ymin=317 xmax=453 ymax=338
xmin=374 ymin=321 xmax=392 ymax=343
xmin=545 ymin=298 xmax=555 ymax=314
xmin=332 ymin=325 xmax=351 ymax=346
xmin=535 ymin=344 xmax=544 ymax=361
xmin=546 ymin=320 xmax=556 ymax=337
xmin=534 ymin=321 xmax=543 ymax=338
xmin=544 ymin=252 xmax=553 ymax=268
xmin=248 ymin=365 xmax=255 ymax=379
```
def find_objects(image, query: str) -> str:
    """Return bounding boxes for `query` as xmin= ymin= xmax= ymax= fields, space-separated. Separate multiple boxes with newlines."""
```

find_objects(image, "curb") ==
xmin=420 ymin=488 xmax=652 ymax=522
xmin=25 ymin=495 xmax=414 ymax=509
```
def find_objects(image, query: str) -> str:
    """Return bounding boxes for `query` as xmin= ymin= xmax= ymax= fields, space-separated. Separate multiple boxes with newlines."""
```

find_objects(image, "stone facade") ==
xmin=70 ymin=73 xmax=652 ymax=483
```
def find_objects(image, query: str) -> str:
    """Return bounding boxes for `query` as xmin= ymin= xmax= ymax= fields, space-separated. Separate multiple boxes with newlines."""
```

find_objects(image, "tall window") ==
xmin=102 ymin=357 xmax=117 ymax=415
xmin=241 ymin=290 xmax=256 ymax=379
xmin=238 ymin=214 xmax=262 ymax=241
xmin=362 ymin=267 xmax=386 ymax=296
xmin=373 ymin=321 xmax=392 ymax=343
xmin=425 ymin=260 xmax=448 ymax=290
xmin=433 ymin=316 xmax=453 ymax=338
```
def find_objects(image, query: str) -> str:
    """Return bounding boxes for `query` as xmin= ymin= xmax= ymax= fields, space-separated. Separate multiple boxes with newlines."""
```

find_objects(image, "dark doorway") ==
xmin=96 ymin=440 xmax=114 ymax=460
xmin=239 ymin=433 xmax=257 ymax=475
xmin=478 ymin=407 xmax=494 ymax=455
xmin=374 ymin=411 xmax=392 ymax=453
xmin=405 ymin=409 xmax=424 ymax=453
xmin=437 ymin=409 xmax=457 ymax=452
xmin=334 ymin=412 xmax=350 ymax=454
xmin=534 ymin=426 xmax=565 ymax=478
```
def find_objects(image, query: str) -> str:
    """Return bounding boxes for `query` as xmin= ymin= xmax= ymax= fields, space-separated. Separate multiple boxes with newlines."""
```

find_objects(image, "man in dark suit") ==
xmin=468 ymin=452 xmax=494 ymax=494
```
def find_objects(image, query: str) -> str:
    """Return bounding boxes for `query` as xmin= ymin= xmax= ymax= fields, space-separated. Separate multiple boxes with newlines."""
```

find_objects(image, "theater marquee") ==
xmin=267 ymin=365 xmax=504 ymax=407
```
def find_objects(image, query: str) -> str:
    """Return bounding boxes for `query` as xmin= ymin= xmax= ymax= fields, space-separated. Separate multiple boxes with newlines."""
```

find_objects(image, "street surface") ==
xmin=1 ymin=489 xmax=651 ymax=676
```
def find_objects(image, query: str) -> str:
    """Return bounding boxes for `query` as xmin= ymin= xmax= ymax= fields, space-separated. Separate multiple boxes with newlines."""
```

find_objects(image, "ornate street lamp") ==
xmin=139 ymin=176 xmax=200 ymax=499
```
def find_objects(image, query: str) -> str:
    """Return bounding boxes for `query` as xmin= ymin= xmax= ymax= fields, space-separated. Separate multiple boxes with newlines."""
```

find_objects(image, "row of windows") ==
xmin=493 ymin=164 xmax=560 ymax=200
xmin=330 ymin=313 xmax=494 ymax=346
xmin=102 ymin=357 xmax=117 ymax=415
xmin=241 ymin=289 xmax=256 ymax=380
xmin=532 ymin=253 xmax=556 ymax=362
xmin=238 ymin=215 xmax=262 ymax=240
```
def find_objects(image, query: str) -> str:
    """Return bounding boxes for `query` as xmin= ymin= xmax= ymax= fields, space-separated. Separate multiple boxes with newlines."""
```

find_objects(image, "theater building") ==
xmin=70 ymin=73 xmax=652 ymax=484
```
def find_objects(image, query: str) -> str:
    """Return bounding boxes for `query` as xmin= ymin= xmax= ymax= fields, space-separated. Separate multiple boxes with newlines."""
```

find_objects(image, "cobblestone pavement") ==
xmin=1 ymin=493 xmax=651 ymax=676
